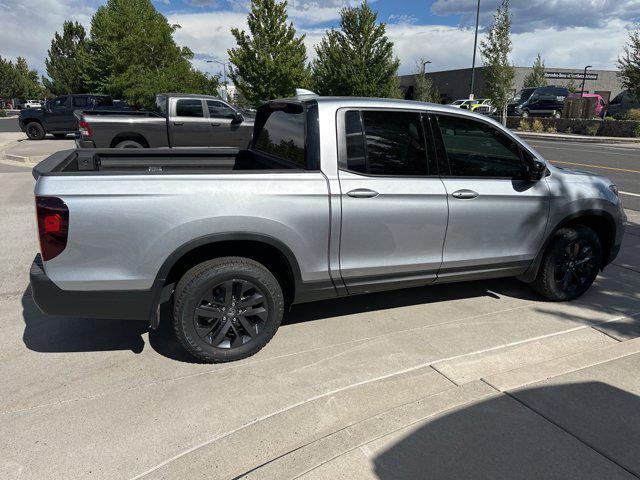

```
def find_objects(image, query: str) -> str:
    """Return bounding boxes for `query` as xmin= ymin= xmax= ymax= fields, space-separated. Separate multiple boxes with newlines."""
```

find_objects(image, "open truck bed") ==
xmin=32 ymin=147 xmax=304 ymax=179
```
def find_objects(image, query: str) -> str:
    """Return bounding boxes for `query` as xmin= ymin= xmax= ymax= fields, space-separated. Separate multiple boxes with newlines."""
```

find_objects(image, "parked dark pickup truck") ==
xmin=19 ymin=94 xmax=125 ymax=140
xmin=75 ymin=93 xmax=254 ymax=149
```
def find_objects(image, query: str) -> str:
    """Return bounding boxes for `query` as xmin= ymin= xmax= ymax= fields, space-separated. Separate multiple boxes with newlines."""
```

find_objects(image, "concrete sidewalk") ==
xmin=0 ymin=131 xmax=74 ymax=164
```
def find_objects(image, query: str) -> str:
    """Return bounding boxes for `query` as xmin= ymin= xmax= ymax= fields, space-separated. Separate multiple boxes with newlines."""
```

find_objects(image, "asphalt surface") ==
xmin=527 ymin=139 xmax=640 ymax=211
xmin=0 ymin=117 xmax=20 ymax=132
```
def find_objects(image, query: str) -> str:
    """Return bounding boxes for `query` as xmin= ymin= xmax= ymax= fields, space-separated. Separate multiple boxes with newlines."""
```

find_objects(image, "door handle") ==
xmin=451 ymin=189 xmax=479 ymax=199
xmin=347 ymin=188 xmax=379 ymax=198
xmin=173 ymin=122 xmax=184 ymax=126
xmin=210 ymin=123 xmax=221 ymax=126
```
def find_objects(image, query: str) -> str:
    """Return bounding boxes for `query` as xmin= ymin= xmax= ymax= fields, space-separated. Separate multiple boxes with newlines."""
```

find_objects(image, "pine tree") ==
xmin=228 ymin=0 xmax=309 ymax=106
xmin=44 ymin=21 xmax=90 ymax=95
xmin=414 ymin=60 xmax=440 ymax=103
xmin=480 ymin=0 xmax=515 ymax=124
xmin=523 ymin=53 xmax=547 ymax=88
xmin=618 ymin=29 xmax=640 ymax=101
xmin=85 ymin=0 xmax=218 ymax=107
xmin=312 ymin=2 xmax=400 ymax=97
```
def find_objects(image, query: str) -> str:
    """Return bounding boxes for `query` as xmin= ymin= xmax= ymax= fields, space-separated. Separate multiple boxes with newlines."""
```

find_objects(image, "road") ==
xmin=527 ymin=139 xmax=640 ymax=211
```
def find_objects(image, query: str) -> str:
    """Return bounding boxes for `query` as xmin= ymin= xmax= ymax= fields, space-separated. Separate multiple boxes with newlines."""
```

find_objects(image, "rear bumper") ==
xmin=30 ymin=254 xmax=153 ymax=321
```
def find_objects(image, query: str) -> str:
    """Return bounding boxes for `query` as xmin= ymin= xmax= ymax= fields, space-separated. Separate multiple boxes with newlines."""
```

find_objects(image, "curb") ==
xmin=515 ymin=131 xmax=640 ymax=144
xmin=2 ymin=152 xmax=43 ymax=164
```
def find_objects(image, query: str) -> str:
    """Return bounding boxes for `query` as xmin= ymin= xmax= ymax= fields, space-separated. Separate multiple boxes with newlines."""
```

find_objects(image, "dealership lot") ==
xmin=0 ymin=137 xmax=639 ymax=478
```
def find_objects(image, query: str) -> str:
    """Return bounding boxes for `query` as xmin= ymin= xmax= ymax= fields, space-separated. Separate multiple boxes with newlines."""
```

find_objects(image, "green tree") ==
xmin=311 ymin=1 xmax=400 ymax=97
xmin=0 ymin=56 xmax=17 ymax=99
xmin=228 ymin=0 xmax=309 ymax=106
xmin=480 ymin=0 xmax=515 ymax=123
xmin=523 ymin=53 xmax=547 ymax=88
xmin=43 ymin=21 xmax=90 ymax=95
xmin=85 ymin=0 xmax=218 ymax=107
xmin=414 ymin=60 xmax=440 ymax=103
xmin=618 ymin=29 xmax=640 ymax=101
xmin=565 ymin=77 xmax=578 ymax=93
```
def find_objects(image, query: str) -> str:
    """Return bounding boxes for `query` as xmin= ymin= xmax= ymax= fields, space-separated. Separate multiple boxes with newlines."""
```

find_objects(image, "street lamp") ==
xmin=469 ymin=0 xmax=481 ymax=99
xmin=421 ymin=60 xmax=432 ymax=76
xmin=580 ymin=65 xmax=592 ymax=97
xmin=206 ymin=59 xmax=229 ymax=100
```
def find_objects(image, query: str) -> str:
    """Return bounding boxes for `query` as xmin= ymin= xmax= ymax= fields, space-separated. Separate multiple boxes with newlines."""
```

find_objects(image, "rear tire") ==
xmin=114 ymin=139 xmax=144 ymax=148
xmin=173 ymin=257 xmax=284 ymax=363
xmin=25 ymin=122 xmax=45 ymax=140
xmin=533 ymin=227 xmax=602 ymax=301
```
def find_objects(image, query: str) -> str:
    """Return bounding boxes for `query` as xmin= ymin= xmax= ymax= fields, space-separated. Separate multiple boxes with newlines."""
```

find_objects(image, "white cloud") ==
xmin=0 ymin=0 xmax=96 ymax=75
xmin=431 ymin=0 xmax=640 ymax=34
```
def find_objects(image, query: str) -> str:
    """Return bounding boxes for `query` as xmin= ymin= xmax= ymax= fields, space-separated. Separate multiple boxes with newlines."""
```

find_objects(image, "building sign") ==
xmin=545 ymin=71 xmax=598 ymax=81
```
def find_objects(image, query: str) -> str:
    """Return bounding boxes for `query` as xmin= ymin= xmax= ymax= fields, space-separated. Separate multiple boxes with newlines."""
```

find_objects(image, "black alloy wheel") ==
xmin=194 ymin=279 xmax=268 ymax=349
xmin=533 ymin=227 xmax=602 ymax=301
xmin=554 ymin=238 xmax=598 ymax=296
xmin=173 ymin=257 xmax=284 ymax=363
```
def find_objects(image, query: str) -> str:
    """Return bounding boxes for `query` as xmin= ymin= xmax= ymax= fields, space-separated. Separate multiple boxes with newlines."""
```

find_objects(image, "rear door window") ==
xmin=343 ymin=110 xmax=429 ymax=176
xmin=72 ymin=96 xmax=89 ymax=108
xmin=254 ymin=106 xmax=306 ymax=168
xmin=176 ymin=99 xmax=204 ymax=118
xmin=437 ymin=114 xmax=527 ymax=178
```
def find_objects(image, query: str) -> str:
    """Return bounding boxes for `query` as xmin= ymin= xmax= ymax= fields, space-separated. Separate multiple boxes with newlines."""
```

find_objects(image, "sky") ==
xmin=0 ymin=0 xmax=638 ymax=81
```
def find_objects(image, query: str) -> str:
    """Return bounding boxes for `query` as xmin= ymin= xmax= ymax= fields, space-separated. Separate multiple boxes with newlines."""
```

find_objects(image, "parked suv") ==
xmin=514 ymin=86 xmax=569 ymax=118
xmin=30 ymin=96 xmax=625 ymax=363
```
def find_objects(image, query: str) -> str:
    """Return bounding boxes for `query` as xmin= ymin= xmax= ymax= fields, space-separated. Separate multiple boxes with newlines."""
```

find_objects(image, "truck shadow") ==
xmin=373 ymin=381 xmax=640 ymax=479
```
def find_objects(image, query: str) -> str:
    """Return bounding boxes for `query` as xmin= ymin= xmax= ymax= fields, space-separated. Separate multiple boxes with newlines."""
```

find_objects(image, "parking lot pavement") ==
xmin=0 ymin=163 xmax=639 ymax=478
xmin=0 ymin=134 xmax=74 ymax=164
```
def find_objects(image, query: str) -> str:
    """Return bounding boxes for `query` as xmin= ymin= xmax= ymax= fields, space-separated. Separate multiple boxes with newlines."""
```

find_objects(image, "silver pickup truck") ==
xmin=75 ymin=93 xmax=253 ymax=149
xmin=30 ymin=95 xmax=625 ymax=363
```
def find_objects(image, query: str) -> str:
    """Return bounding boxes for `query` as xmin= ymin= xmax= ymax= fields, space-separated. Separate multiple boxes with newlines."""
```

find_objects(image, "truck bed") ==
xmin=33 ymin=148 xmax=305 ymax=179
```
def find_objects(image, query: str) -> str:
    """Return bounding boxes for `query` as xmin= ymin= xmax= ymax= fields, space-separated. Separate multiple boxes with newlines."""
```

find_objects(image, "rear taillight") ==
xmin=36 ymin=196 xmax=69 ymax=261
xmin=79 ymin=120 xmax=92 ymax=138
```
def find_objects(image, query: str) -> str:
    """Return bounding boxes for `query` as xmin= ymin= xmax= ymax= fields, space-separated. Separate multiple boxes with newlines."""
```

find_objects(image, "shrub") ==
xmin=616 ymin=108 xmax=640 ymax=121
xmin=635 ymin=123 xmax=640 ymax=138
xmin=545 ymin=125 xmax=557 ymax=134
xmin=586 ymin=123 xmax=600 ymax=136
xmin=531 ymin=119 xmax=545 ymax=133
xmin=0 ymin=109 xmax=7 ymax=118
xmin=518 ymin=119 xmax=531 ymax=131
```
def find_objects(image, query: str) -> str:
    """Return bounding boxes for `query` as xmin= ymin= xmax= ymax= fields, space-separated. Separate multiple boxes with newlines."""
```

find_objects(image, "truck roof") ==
xmin=157 ymin=93 xmax=226 ymax=101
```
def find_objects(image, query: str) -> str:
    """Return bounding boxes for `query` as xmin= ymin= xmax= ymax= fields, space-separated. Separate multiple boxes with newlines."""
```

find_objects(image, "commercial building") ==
xmin=398 ymin=66 xmax=623 ymax=103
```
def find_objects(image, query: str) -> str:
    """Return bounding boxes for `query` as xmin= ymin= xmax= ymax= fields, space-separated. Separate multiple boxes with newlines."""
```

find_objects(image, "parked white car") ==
xmin=20 ymin=100 xmax=42 ymax=109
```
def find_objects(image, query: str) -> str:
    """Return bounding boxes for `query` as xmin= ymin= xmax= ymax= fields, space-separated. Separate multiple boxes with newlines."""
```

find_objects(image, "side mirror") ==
xmin=528 ymin=159 xmax=547 ymax=180
xmin=231 ymin=112 xmax=244 ymax=124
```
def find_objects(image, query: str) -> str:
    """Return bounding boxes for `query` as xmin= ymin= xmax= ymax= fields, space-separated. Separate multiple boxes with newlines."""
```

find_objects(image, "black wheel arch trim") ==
xmin=518 ymin=209 xmax=617 ymax=283
xmin=149 ymin=232 xmax=336 ymax=319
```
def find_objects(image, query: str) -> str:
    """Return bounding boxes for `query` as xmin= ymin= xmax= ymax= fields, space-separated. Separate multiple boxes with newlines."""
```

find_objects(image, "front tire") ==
xmin=25 ymin=121 xmax=45 ymax=140
xmin=173 ymin=257 xmax=284 ymax=363
xmin=521 ymin=110 xmax=530 ymax=118
xmin=533 ymin=227 xmax=602 ymax=301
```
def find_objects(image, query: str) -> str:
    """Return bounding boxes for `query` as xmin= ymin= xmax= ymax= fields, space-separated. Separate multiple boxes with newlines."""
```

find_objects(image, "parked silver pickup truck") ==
xmin=75 ymin=93 xmax=253 ymax=149
xmin=30 ymin=95 xmax=625 ymax=362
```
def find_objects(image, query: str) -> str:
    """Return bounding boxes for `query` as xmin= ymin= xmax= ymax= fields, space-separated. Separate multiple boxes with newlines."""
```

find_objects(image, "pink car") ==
xmin=567 ymin=93 xmax=608 ymax=118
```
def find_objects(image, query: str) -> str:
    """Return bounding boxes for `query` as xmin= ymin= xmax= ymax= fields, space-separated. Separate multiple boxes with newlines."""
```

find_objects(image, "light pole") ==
xmin=469 ymin=0 xmax=481 ymax=99
xmin=580 ymin=65 xmax=592 ymax=97
xmin=421 ymin=60 xmax=432 ymax=76
xmin=206 ymin=59 xmax=229 ymax=101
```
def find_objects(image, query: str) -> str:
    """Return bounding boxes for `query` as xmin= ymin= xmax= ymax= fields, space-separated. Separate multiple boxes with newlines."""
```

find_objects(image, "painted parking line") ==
xmin=621 ymin=191 xmax=640 ymax=198
xmin=531 ymin=143 xmax=640 ymax=157
xmin=550 ymin=160 xmax=640 ymax=174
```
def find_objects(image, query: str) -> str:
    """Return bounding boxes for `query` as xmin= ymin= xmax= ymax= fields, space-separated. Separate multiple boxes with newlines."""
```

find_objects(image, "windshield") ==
xmin=451 ymin=100 xmax=464 ymax=105
xmin=512 ymin=89 xmax=535 ymax=103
